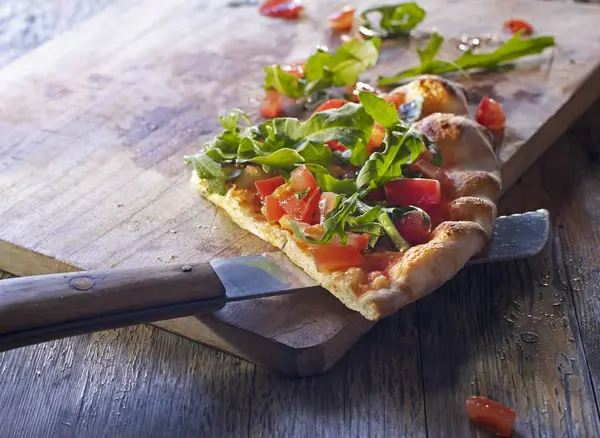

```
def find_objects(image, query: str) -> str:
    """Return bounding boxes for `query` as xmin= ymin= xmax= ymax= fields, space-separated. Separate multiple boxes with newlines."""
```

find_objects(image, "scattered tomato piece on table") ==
xmin=466 ymin=396 xmax=517 ymax=437
xmin=476 ymin=97 xmax=506 ymax=131
xmin=259 ymin=0 xmax=304 ymax=19
xmin=327 ymin=7 xmax=356 ymax=32
xmin=503 ymin=18 xmax=533 ymax=36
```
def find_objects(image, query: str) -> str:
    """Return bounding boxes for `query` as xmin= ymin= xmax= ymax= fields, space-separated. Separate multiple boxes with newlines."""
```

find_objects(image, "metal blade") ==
xmin=467 ymin=209 xmax=550 ymax=265
xmin=210 ymin=209 xmax=550 ymax=300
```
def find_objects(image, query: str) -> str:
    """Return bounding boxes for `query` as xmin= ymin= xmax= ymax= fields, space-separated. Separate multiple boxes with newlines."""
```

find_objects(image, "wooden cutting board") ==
xmin=2 ymin=0 xmax=600 ymax=376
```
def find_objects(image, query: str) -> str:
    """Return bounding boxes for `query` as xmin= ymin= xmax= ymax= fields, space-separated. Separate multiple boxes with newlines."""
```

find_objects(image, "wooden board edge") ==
xmin=153 ymin=314 xmax=375 ymax=377
xmin=501 ymin=63 xmax=600 ymax=191
xmin=0 ymin=240 xmax=81 ymax=277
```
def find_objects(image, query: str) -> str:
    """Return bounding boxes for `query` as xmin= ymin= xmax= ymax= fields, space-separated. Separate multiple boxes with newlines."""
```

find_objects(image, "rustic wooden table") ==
xmin=1 ymin=1 xmax=600 ymax=437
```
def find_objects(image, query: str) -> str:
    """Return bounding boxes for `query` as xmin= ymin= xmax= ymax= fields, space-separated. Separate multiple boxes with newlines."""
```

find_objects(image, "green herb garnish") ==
xmin=378 ymin=31 xmax=556 ymax=86
xmin=359 ymin=2 xmax=426 ymax=39
xmin=263 ymin=38 xmax=381 ymax=100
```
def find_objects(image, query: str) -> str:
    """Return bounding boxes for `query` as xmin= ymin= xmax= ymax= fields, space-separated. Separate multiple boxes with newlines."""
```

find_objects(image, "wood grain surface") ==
xmin=3 ymin=0 xmax=600 ymax=378
xmin=2 ymin=0 xmax=600 ymax=437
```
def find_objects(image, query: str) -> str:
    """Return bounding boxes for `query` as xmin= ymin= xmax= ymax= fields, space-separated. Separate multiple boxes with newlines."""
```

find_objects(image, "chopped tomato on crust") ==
xmin=326 ymin=140 xmax=348 ymax=153
xmin=368 ymin=122 xmax=385 ymax=155
xmin=476 ymin=97 xmax=506 ymax=131
xmin=360 ymin=251 xmax=403 ymax=275
xmin=259 ymin=0 xmax=304 ymax=19
xmin=327 ymin=7 xmax=355 ymax=32
xmin=384 ymin=93 xmax=404 ymax=110
xmin=395 ymin=210 xmax=432 ymax=246
xmin=365 ymin=187 xmax=386 ymax=202
xmin=314 ymin=99 xmax=350 ymax=113
xmin=255 ymin=175 xmax=285 ymax=197
xmin=318 ymin=192 xmax=338 ymax=221
xmin=503 ymin=18 xmax=533 ymax=36
xmin=290 ymin=165 xmax=318 ymax=192
xmin=260 ymin=89 xmax=283 ymax=119
xmin=264 ymin=195 xmax=285 ymax=222
xmin=344 ymin=233 xmax=370 ymax=252
xmin=280 ymin=188 xmax=320 ymax=224
xmin=312 ymin=243 xmax=362 ymax=272
xmin=384 ymin=178 xmax=441 ymax=209
xmin=466 ymin=396 xmax=516 ymax=437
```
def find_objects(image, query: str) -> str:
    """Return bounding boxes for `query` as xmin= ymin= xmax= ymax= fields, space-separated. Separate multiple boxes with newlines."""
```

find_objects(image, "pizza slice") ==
xmin=185 ymin=75 xmax=501 ymax=321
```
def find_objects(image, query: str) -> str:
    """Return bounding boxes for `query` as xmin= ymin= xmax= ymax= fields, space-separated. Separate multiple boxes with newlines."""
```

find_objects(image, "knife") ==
xmin=0 ymin=209 xmax=549 ymax=352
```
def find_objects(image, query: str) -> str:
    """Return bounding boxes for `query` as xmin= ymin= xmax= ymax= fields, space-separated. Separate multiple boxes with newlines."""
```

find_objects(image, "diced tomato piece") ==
xmin=384 ymin=178 xmax=441 ymax=209
xmin=326 ymin=140 xmax=348 ymax=152
xmin=360 ymin=251 xmax=403 ymax=274
xmin=290 ymin=165 xmax=318 ymax=192
xmin=264 ymin=195 xmax=285 ymax=222
xmin=426 ymin=201 xmax=449 ymax=227
xmin=311 ymin=243 xmax=362 ymax=272
xmin=367 ymin=122 xmax=385 ymax=155
xmin=365 ymin=187 xmax=386 ymax=203
xmin=255 ymin=175 xmax=285 ymax=197
xmin=280 ymin=188 xmax=321 ymax=224
xmin=327 ymin=7 xmax=355 ymax=32
xmin=260 ymin=89 xmax=283 ymax=119
xmin=259 ymin=0 xmax=304 ymax=19
xmin=346 ymin=233 xmax=370 ymax=253
xmin=314 ymin=98 xmax=350 ymax=113
xmin=282 ymin=62 xmax=305 ymax=78
xmin=318 ymin=192 xmax=338 ymax=222
xmin=466 ymin=396 xmax=517 ymax=437
xmin=476 ymin=97 xmax=506 ymax=131
xmin=395 ymin=210 xmax=432 ymax=246
xmin=384 ymin=93 xmax=403 ymax=110
xmin=408 ymin=157 xmax=444 ymax=180
xmin=503 ymin=18 xmax=533 ymax=36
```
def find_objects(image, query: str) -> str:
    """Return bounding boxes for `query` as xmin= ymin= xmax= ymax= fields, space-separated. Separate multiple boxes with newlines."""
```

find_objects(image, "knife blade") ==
xmin=210 ymin=209 xmax=550 ymax=299
xmin=0 ymin=209 xmax=549 ymax=352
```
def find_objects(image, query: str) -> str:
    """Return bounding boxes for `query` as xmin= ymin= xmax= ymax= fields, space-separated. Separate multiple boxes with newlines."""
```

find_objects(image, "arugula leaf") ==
xmin=360 ymin=3 xmax=426 ymax=39
xmin=328 ymin=38 xmax=381 ymax=86
xmin=356 ymin=125 xmax=425 ymax=189
xmin=378 ymin=31 xmax=556 ymax=85
xmin=296 ymin=142 xmax=333 ymax=167
xmin=184 ymin=153 xmax=227 ymax=195
xmin=248 ymin=148 xmax=305 ymax=169
xmin=219 ymin=109 xmax=250 ymax=131
xmin=358 ymin=91 xmax=398 ymax=128
xmin=316 ymin=174 xmax=357 ymax=195
xmin=264 ymin=65 xmax=305 ymax=99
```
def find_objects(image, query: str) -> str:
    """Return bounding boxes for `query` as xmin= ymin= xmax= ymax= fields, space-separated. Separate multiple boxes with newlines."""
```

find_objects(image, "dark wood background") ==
xmin=1 ymin=0 xmax=600 ymax=437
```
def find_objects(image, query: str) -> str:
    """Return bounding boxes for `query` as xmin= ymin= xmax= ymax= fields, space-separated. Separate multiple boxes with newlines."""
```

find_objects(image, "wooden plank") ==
xmin=2 ymin=0 xmax=600 ymax=376
xmin=417 ymin=103 xmax=600 ymax=436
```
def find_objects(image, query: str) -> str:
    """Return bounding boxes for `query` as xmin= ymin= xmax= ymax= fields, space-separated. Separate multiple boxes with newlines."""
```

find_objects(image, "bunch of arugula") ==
xmin=378 ymin=31 xmax=556 ymax=86
xmin=263 ymin=38 xmax=381 ymax=100
xmin=185 ymin=91 xmax=436 ymax=252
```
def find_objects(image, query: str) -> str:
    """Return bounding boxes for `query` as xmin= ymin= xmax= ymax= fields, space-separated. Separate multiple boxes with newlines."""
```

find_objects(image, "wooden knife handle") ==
xmin=0 ymin=263 xmax=226 ymax=351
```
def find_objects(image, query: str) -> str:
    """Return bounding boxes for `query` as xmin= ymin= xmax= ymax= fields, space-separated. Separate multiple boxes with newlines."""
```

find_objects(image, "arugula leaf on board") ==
xmin=263 ymin=38 xmax=381 ymax=100
xmin=378 ymin=31 xmax=556 ymax=86
xmin=359 ymin=2 xmax=426 ymax=39
xmin=358 ymin=91 xmax=399 ymax=129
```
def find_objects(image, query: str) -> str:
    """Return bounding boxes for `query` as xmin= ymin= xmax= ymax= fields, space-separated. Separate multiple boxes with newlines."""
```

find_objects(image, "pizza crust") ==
xmin=192 ymin=77 xmax=501 ymax=321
